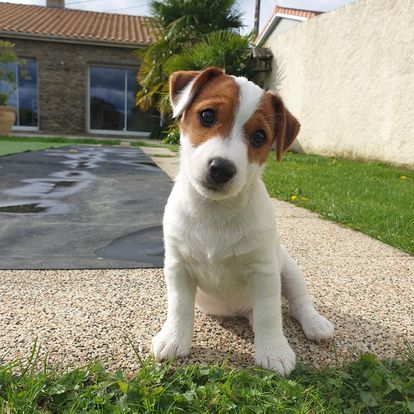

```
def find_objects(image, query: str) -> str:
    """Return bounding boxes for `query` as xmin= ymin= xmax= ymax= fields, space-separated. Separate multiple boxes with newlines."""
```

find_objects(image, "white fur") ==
xmin=153 ymin=76 xmax=334 ymax=376
xmin=172 ymin=78 xmax=197 ymax=118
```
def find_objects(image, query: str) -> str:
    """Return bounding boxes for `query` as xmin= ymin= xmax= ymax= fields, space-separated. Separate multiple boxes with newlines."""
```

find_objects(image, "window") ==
xmin=0 ymin=58 xmax=38 ymax=128
xmin=89 ymin=66 xmax=159 ymax=134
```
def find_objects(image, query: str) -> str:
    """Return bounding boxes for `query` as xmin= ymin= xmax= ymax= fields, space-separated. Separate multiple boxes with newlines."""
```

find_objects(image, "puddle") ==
xmin=0 ymin=203 xmax=47 ymax=213
xmin=95 ymin=225 xmax=164 ymax=267
xmin=0 ymin=199 xmax=72 ymax=214
xmin=54 ymin=181 xmax=77 ymax=188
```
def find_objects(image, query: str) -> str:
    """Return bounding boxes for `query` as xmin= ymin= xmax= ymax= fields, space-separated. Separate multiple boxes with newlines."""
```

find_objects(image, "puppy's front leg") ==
xmin=152 ymin=258 xmax=195 ymax=361
xmin=250 ymin=270 xmax=296 ymax=376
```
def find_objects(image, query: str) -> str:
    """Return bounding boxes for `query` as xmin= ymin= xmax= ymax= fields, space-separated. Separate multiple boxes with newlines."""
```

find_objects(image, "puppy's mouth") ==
xmin=201 ymin=180 xmax=223 ymax=192
xmin=201 ymin=181 xmax=223 ymax=192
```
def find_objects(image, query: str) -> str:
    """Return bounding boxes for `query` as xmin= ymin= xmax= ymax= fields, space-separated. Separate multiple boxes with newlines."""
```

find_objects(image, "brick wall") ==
xmin=0 ymin=37 xmax=141 ymax=135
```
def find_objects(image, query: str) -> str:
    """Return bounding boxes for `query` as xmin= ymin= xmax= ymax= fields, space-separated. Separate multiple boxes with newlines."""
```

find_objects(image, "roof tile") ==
xmin=275 ymin=6 xmax=322 ymax=19
xmin=0 ymin=2 xmax=158 ymax=46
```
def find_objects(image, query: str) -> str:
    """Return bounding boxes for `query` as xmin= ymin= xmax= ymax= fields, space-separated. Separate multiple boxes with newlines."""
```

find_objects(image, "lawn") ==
xmin=0 ymin=136 xmax=122 ymax=156
xmin=0 ymin=140 xmax=69 ymax=156
xmin=1 ymin=350 xmax=413 ymax=413
xmin=0 ymin=136 xmax=178 ymax=156
xmin=263 ymin=152 xmax=414 ymax=255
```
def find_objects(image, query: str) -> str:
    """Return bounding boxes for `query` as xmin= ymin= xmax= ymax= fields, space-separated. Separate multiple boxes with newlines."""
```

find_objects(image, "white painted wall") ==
xmin=259 ymin=0 xmax=414 ymax=167
xmin=271 ymin=18 xmax=300 ymax=37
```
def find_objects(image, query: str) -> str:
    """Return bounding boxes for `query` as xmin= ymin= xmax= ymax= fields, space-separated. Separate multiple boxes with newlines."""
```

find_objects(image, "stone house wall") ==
xmin=0 ymin=36 xmax=142 ymax=135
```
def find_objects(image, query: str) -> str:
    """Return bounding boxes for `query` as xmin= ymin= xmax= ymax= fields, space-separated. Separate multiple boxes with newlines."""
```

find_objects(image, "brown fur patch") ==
xmin=267 ymin=91 xmax=300 ymax=161
xmin=244 ymin=93 xmax=280 ymax=165
xmin=245 ymin=92 xmax=301 ymax=164
xmin=180 ymin=75 xmax=239 ymax=147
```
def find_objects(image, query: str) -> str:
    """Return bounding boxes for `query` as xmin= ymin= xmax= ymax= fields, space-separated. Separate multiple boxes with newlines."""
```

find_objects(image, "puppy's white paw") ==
xmin=301 ymin=313 xmax=334 ymax=343
xmin=152 ymin=326 xmax=191 ymax=362
xmin=255 ymin=338 xmax=296 ymax=376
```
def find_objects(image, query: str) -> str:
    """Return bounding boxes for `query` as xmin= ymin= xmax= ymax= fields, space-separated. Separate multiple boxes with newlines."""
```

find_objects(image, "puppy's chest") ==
xmin=178 ymin=220 xmax=254 ymax=264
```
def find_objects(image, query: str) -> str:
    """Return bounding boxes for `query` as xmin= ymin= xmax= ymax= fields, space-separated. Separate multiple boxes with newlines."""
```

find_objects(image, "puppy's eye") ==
xmin=199 ymin=109 xmax=216 ymax=127
xmin=250 ymin=130 xmax=267 ymax=147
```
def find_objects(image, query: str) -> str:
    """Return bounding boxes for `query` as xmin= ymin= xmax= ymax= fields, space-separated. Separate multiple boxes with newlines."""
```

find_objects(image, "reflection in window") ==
xmin=89 ymin=66 xmax=159 ymax=133
xmin=0 ymin=58 xmax=38 ymax=127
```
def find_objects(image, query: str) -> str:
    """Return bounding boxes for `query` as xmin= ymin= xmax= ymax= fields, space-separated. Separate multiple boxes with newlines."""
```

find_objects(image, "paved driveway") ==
xmin=0 ymin=146 xmax=172 ymax=269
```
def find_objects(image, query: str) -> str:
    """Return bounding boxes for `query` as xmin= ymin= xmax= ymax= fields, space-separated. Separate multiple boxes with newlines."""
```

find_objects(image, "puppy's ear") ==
xmin=268 ymin=92 xmax=301 ymax=161
xmin=169 ymin=67 xmax=224 ymax=118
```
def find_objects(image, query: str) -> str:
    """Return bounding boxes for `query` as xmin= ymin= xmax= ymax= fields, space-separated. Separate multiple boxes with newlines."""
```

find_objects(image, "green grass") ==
xmin=1 ymin=350 xmax=413 ymax=413
xmin=0 ymin=136 xmax=178 ymax=156
xmin=263 ymin=152 xmax=414 ymax=255
xmin=0 ymin=136 xmax=122 ymax=156
xmin=130 ymin=140 xmax=179 ymax=152
xmin=0 ymin=140 xmax=69 ymax=156
xmin=148 ymin=153 xmax=175 ymax=158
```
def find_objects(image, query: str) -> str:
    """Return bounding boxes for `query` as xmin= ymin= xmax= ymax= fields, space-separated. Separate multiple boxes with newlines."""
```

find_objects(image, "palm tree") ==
xmin=136 ymin=0 xmax=247 ymax=114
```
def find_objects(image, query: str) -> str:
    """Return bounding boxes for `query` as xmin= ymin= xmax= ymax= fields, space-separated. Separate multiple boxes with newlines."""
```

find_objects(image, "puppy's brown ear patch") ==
xmin=169 ymin=67 xmax=225 ymax=118
xmin=268 ymin=92 xmax=301 ymax=161
xmin=169 ymin=71 xmax=199 ymax=107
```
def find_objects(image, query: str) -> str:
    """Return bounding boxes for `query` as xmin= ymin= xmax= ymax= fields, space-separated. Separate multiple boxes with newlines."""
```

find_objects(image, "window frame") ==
xmin=9 ymin=57 xmax=40 ymax=132
xmin=87 ymin=64 xmax=153 ymax=137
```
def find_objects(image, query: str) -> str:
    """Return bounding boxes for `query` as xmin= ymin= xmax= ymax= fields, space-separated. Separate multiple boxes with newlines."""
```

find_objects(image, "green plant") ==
xmin=136 ymin=0 xmax=245 ymax=114
xmin=162 ymin=122 xmax=180 ymax=145
xmin=0 ymin=41 xmax=23 ymax=107
xmin=164 ymin=31 xmax=254 ymax=80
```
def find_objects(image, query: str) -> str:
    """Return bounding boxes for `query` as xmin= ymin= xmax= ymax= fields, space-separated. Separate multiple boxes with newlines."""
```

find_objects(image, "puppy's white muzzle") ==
xmin=181 ymin=135 xmax=248 ymax=200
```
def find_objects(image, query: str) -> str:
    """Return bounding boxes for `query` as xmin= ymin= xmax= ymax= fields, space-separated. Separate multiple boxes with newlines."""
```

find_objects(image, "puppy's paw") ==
xmin=152 ymin=327 xmax=191 ymax=362
xmin=301 ymin=313 xmax=334 ymax=343
xmin=255 ymin=338 xmax=296 ymax=376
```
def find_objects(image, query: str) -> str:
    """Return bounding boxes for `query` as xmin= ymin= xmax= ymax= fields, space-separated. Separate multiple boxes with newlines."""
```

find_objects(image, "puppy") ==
xmin=152 ymin=67 xmax=334 ymax=375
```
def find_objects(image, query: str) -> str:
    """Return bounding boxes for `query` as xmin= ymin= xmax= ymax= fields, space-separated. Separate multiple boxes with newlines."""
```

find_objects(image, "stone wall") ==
xmin=0 ymin=37 xmax=141 ymax=135
xmin=258 ymin=0 xmax=414 ymax=167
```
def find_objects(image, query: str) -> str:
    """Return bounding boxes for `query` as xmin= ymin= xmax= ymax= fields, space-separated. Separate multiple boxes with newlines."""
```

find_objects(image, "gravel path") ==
xmin=0 ymin=146 xmax=412 ymax=371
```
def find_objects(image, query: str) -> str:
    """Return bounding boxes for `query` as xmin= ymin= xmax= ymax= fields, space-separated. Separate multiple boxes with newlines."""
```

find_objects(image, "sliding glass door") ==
xmin=89 ymin=66 xmax=159 ymax=134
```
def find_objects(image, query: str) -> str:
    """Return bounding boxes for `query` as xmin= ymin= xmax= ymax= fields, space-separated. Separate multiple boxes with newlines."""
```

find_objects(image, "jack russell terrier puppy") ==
xmin=152 ymin=67 xmax=334 ymax=375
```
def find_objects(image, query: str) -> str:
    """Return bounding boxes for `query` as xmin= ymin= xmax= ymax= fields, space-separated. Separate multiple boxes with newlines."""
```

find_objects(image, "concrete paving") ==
xmin=0 ymin=144 xmax=412 ymax=371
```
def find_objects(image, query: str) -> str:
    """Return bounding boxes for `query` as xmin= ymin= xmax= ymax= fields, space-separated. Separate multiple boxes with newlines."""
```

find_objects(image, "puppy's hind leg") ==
xmin=281 ymin=246 xmax=334 ymax=343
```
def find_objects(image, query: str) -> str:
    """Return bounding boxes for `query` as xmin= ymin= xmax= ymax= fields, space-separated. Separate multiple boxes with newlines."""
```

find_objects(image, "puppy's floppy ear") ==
xmin=169 ymin=67 xmax=224 ymax=118
xmin=267 ymin=91 xmax=301 ymax=161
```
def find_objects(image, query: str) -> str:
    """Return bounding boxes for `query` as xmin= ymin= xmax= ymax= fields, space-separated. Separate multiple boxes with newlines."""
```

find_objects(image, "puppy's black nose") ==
xmin=208 ymin=158 xmax=236 ymax=185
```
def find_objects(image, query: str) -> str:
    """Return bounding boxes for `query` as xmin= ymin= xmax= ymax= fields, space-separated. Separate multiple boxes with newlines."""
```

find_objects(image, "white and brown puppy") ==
xmin=152 ymin=67 xmax=334 ymax=375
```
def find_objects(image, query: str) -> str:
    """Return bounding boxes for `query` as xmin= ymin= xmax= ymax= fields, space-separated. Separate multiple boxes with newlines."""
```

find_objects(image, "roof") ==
xmin=256 ymin=5 xmax=323 ymax=46
xmin=274 ymin=6 xmax=322 ymax=19
xmin=0 ymin=2 xmax=159 ymax=47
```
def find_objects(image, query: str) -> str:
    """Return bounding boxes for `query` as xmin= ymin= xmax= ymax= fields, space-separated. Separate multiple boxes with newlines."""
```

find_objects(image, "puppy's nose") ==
xmin=208 ymin=158 xmax=236 ymax=184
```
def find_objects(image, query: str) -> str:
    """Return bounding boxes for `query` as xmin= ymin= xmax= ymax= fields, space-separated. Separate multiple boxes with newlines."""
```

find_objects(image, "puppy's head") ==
xmin=170 ymin=67 xmax=300 ymax=200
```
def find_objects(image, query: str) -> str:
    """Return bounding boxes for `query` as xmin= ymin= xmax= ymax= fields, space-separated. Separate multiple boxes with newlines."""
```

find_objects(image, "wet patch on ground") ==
xmin=0 ymin=146 xmax=172 ymax=269
xmin=96 ymin=225 xmax=164 ymax=267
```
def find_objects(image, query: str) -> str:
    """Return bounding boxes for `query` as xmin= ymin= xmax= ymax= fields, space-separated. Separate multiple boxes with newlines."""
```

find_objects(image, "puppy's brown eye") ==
xmin=250 ymin=130 xmax=266 ymax=147
xmin=199 ymin=109 xmax=216 ymax=127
